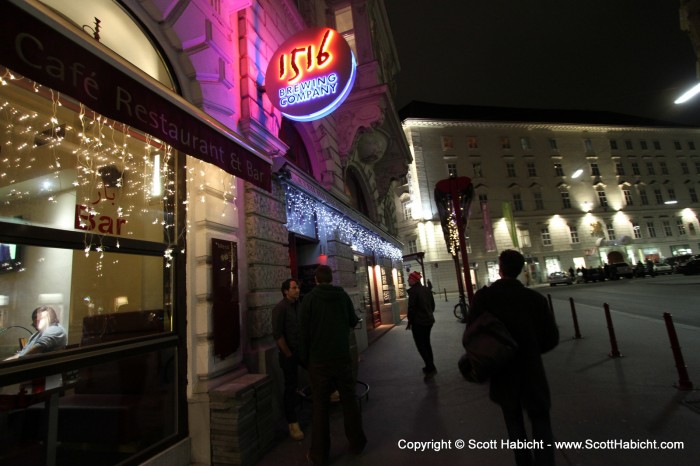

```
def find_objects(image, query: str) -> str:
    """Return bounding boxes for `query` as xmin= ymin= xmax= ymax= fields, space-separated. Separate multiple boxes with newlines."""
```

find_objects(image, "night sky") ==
xmin=385 ymin=0 xmax=700 ymax=126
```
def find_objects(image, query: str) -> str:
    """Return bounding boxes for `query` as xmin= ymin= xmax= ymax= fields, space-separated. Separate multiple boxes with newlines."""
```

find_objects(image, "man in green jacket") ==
xmin=300 ymin=265 xmax=366 ymax=465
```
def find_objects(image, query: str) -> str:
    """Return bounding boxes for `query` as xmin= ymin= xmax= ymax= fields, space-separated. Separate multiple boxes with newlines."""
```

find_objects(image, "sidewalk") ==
xmin=257 ymin=291 xmax=700 ymax=466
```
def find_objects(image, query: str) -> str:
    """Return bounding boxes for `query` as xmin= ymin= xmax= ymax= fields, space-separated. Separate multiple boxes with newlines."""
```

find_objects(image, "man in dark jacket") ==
xmin=271 ymin=278 xmax=304 ymax=441
xmin=406 ymin=271 xmax=437 ymax=380
xmin=300 ymin=265 xmax=366 ymax=465
xmin=467 ymin=250 xmax=559 ymax=466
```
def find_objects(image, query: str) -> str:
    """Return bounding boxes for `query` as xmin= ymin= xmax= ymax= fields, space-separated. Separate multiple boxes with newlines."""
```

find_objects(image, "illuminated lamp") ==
xmin=265 ymin=27 xmax=356 ymax=122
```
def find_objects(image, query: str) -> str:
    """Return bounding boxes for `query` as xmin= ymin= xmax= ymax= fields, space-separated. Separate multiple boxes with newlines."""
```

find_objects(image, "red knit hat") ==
xmin=409 ymin=271 xmax=422 ymax=283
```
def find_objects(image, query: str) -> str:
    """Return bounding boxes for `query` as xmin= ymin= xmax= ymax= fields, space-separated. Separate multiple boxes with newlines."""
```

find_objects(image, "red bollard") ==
xmin=663 ymin=312 xmax=694 ymax=390
xmin=603 ymin=303 xmax=622 ymax=358
xmin=569 ymin=297 xmax=582 ymax=339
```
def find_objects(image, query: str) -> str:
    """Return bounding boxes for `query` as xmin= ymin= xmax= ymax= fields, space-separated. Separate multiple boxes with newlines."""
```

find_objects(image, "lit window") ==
xmin=334 ymin=5 xmax=356 ymax=56
xmin=501 ymin=136 xmax=511 ymax=149
xmin=520 ymin=137 xmax=531 ymax=150
xmin=468 ymin=136 xmax=478 ymax=149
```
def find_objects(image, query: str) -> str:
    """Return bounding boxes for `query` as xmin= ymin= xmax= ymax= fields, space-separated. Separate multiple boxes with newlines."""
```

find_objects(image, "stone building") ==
xmin=0 ymin=1 xmax=410 ymax=465
xmin=398 ymin=102 xmax=700 ymax=290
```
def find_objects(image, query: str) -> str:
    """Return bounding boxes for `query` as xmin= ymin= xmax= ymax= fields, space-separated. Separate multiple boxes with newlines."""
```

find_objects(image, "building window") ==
xmin=689 ymin=141 xmax=696 ymax=150
xmin=597 ymin=190 xmax=608 ymax=208
xmin=402 ymin=201 xmax=412 ymax=221
xmin=647 ymin=222 xmax=657 ymax=238
xmin=534 ymin=192 xmax=544 ymax=210
xmin=606 ymin=223 xmax=616 ymax=240
xmin=447 ymin=163 xmax=458 ymax=178
xmin=561 ymin=191 xmax=571 ymax=209
xmin=631 ymin=162 xmax=640 ymax=175
xmin=632 ymin=221 xmax=642 ymax=239
xmin=609 ymin=139 xmax=618 ymax=150
xmin=653 ymin=140 xmax=662 ymax=150
xmin=527 ymin=162 xmax=537 ymax=177
xmin=667 ymin=188 xmax=677 ymax=202
xmin=640 ymin=188 xmax=649 ymax=205
xmin=623 ymin=189 xmax=633 ymax=205
xmin=640 ymin=140 xmax=648 ymax=150
xmin=660 ymin=161 xmax=669 ymax=175
xmin=478 ymin=193 xmax=488 ymax=203
xmin=513 ymin=193 xmax=524 ymax=211
xmin=541 ymin=227 xmax=552 ymax=246
xmin=677 ymin=218 xmax=687 ymax=235
xmin=520 ymin=137 xmax=531 ymax=150
xmin=506 ymin=162 xmax=517 ymax=177
xmin=473 ymin=162 xmax=483 ymax=177
xmin=501 ymin=136 xmax=511 ymax=149
xmin=441 ymin=135 xmax=454 ymax=151
xmin=549 ymin=138 xmax=558 ymax=150
xmin=674 ymin=141 xmax=682 ymax=150
xmin=615 ymin=162 xmax=625 ymax=176
xmin=554 ymin=163 xmax=564 ymax=176
xmin=690 ymin=223 xmax=697 ymax=235
xmin=334 ymin=5 xmax=357 ymax=55
xmin=584 ymin=139 xmax=594 ymax=153
xmin=590 ymin=163 xmax=600 ymax=176
xmin=570 ymin=225 xmax=580 ymax=243
xmin=646 ymin=161 xmax=655 ymax=175
xmin=695 ymin=161 xmax=700 ymax=174
xmin=663 ymin=220 xmax=673 ymax=237
xmin=654 ymin=188 xmax=664 ymax=204
xmin=625 ymin=140 xmax=633 ymax=150
xmin=468 ymin=136 xmax=478 ymax=149
xmin=518 ymin=227 xmax=532 ymax=247
xmin=408 ymin=239 xmax=418 ymax=254
xmin=681 ymin=162 xmax=690 ymax=174
xmin=690 ymin=187 xmax=698 ymax=203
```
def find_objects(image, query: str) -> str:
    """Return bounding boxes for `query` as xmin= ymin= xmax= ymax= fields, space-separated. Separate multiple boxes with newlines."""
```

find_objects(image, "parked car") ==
xmin=548 ymin=271 xmax=573 ymax=286
xmin=652 ymin=261 xmax=673 ymax=275
xmin=608 ymin=262 xmax=634 ymax=279
xmin=677 ymin=258 xmax=700 ymax=275
xmin=581 ymin=267 xmax=605 ymax=282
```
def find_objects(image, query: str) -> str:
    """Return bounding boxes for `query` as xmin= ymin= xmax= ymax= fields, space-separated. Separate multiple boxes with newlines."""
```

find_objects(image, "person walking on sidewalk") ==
xmin=467 ymin=250 xmax=559 ymax=466
xmin=406 ymin=271 xmax=437 ymax=380
xmin=300 ymin=265 xmax=366 ymax=465
xmin=271 ymin=278 xmax=304 ymax=441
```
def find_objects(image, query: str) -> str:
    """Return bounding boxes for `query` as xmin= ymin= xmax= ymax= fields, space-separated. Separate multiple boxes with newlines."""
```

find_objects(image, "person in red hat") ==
xmin=406 ymin=271 xmax=437 ymax=380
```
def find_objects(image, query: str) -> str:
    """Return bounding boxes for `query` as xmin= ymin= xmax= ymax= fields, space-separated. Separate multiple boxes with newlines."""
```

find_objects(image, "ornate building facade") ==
xmin=0 ymin=1 xmax=410 ymax=465
xmin=398 ymin=102 xmax=700 ymax=291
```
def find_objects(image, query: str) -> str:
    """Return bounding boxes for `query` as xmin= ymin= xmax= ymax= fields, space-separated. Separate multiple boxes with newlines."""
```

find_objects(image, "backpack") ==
xmin=458 ymin=311 xmax=518 ymax=383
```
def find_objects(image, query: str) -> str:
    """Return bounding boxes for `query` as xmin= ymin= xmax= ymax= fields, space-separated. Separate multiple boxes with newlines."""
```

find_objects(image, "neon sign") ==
xmin=265 ymin=27 xmax=356 ymax=122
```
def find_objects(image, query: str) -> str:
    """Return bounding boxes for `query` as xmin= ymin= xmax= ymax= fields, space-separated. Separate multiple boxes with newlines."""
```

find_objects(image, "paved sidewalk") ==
xmin=257 ymin=290 xmax=700 ymax=466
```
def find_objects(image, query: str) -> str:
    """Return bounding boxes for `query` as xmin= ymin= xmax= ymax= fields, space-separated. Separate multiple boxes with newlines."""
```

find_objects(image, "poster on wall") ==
xmin=265 ymin=27 xmax=356 ymax=122
xmin=212 ymin=239 xmax=240 ymax=358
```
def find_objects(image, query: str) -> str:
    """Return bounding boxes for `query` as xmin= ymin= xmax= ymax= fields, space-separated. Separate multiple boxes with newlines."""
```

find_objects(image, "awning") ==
xmin=1 ymin=0 xmax=271 ymax=191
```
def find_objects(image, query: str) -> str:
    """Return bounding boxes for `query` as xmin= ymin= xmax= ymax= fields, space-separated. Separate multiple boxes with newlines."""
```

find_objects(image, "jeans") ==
xmin=308 ymin=357 xmax=366 ymax=464
xmin=411 ymin=323 xmax=435 ymax=371
xmin=279 ymin=352 xmax=300 ymax=423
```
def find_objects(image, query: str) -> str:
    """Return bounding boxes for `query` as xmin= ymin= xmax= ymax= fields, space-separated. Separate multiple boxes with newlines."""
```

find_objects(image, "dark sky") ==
xmin=385 ymin=0 xmax=700 ymax=125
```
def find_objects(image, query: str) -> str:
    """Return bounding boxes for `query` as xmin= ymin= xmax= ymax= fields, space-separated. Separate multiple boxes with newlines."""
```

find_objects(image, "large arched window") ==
xmin=346 ymin=169 xmax=371 ymax=218
xmin=280 ymin=118 xmax=313 ymax=177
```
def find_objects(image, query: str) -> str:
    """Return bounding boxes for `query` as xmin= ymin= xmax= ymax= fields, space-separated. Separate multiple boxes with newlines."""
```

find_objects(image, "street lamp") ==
xmin=675 ymin=82 xmax=700 ymax=104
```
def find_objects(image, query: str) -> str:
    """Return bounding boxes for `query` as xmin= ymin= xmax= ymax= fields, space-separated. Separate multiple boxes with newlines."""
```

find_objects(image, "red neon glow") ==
xmin=265 ymin=27 xmax=356 ymax=122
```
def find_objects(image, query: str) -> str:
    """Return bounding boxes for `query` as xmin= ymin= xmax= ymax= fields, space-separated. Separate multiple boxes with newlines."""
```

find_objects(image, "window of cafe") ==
xmin=0 ymin=71 xmax=184 ymax=465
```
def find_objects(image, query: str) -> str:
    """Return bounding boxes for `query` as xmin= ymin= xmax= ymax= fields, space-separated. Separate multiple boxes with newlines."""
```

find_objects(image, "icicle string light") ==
xmin=284 ymin=184 xmax=402 ymax=260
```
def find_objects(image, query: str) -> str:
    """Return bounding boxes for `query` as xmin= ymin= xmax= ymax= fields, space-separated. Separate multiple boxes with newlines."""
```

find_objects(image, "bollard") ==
xmin=443 ymin=289 xmax=448 ymax=302
xmin=569 ymin=297 xmax=582 ymax=339
xmin=547 ymin=294 xmax=553 ymax=313
xmin=663 ymin=312 xmax=694 ymax=390
xmin=603 ymin=303 xmax=622 ymax=358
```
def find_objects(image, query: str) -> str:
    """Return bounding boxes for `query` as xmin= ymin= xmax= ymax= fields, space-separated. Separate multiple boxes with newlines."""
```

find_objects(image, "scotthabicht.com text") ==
xmin=396 ymin=438 xmax=685 ymax=453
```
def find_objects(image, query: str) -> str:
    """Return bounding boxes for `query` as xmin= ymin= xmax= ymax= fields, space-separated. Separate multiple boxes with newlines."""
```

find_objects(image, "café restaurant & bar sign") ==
xmin=265 ymin=27 xmax=356 ymax=122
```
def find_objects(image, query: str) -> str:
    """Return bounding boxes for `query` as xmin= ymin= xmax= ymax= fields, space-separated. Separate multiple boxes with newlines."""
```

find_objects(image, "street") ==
xmin=544 ymin=274 xmax=700 ymax=328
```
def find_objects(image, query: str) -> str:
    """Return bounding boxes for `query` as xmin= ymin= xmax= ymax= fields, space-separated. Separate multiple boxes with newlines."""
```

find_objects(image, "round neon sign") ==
xmin=265 ymin=27 xmax=356 ymax=122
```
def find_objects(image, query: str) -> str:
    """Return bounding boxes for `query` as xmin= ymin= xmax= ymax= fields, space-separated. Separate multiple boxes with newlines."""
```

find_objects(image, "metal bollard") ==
xmin=663 ymin=312 xmax=694 ymax=390
xmin=603 ymin=303 xmax=622 ymax=358
xmin=569 ymin=297 xmax=582 ymax=339
xmin=443 ymin=289 xmax=448 ymax=302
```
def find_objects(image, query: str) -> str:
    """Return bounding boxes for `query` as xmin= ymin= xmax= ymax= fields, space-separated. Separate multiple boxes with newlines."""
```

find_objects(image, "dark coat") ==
xmin=407 ymin=283 xmax=435 ymax=326
xmin=467 ymin=278 xmax=558 ymax=412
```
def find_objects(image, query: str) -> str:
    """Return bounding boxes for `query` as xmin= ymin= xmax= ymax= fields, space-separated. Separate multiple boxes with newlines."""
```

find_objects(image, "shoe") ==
xmin=288 ymin=422 xmax=304 ymax=441
xmin=329 ymin=390 xmax=340 ymax=403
